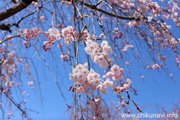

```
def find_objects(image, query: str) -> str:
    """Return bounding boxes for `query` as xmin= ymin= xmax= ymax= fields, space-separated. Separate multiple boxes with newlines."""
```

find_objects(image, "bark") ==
xmin=0 ymin=0 xmax=35 ymax=21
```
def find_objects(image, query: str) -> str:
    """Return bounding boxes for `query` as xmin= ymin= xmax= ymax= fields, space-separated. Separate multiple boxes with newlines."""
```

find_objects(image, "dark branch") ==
xmin=0 ymin=3 xmax=41 ymax=32
xmin=0 ymin=0 xmax=36 ymax=21
xmin=0 ymin=24 xmax=13 ymax=32
xmin=76 ymin=0 xmax=139 ymax=21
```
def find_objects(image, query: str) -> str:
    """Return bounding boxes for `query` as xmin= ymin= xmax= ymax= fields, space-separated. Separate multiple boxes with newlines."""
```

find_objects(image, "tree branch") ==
xmin=0 ymin=2 xmax=42 ymax=32
xmin=0 ymin=87 xmax=27 ymax=117
xmin=0 ymin=0 xmax=35 ymax=21
xmin=0 ymin=35 xmax=21 ymax=44
xmin=76 ymin=0 xmax=139 ymax=21
xmin=0 ymin=24 xmax=12 ymax=32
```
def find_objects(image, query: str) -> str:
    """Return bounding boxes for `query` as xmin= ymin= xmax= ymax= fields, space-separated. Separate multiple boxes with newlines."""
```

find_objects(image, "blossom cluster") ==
xmin=22 ymin=26 xmax=90 ymax=51
xmin=21 ymin=27 xmax=61 ymax=50
xmin=171 ymin=11 xmax=180 ymax=27
xmin=1 ymin=52 xmax=17 ymax=89
xmin=108 ymin=0 xmax=134 ymax=9
xmin=113 ymin=78 xmax=133 ymax=96
xmin=61 ymin=26 xmax=75 ymax=44
xmin=102 ymin=65 xmax=133 ymax=94
xmin=138 ymin=1 xmax=161 ymax=16
xmin=70 ymin=63 xmax=117 ymax=95
xmin=62 ymin=26 xmax=90 ymax=44
xmin=97 ymin=79 xmax=113 ymax=94
xmin=152 ymin=63 xmax=161 ymax=69
xmin=146 ymin=63 xmax=162 ymax=70
xmin=2 ymin=76 xmax=15 ymax=89
xmin=70 ymin=63 xmax=101 ymax=94
xmin=123 ymin=0 xmax=180 ymax=53
xmin=0 ymin=49 xmax=31 ymax=90
xmin=85 ymin=40 xmax=113 ymax=68
xmin=70 ymin=62 xmax=134 ymax=95
xmin=103 ymin=65 xmax=124 ymax=81
xmin=44 ymin=28 xmax=61 ymax=49
xmin=21 ymin=28 xmax=43 ymax=41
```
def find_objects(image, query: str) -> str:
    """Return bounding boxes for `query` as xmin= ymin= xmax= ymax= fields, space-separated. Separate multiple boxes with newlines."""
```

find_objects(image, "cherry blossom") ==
xmin=85 ymin=40 xmax=113 ymax=68
xmin=62 ymin=26 xmax=90 ymax=44
xmin=22 ymin=28 xmax=43 ymax=41
xmin=44 ymin=27 xmax=61 ymax=48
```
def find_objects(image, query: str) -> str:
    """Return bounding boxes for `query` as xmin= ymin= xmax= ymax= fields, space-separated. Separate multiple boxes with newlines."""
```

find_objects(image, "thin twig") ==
xmin=32 ymin=45 xmax=70 ymax=108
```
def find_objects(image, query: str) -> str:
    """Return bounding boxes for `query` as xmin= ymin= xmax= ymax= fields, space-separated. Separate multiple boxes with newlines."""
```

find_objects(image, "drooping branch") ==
xmin=76 ymin=0 xmax=139 ymax=21
xmin=0 ymin=87 xmax=27 ymax=118
xmin=0 ymin=0 xmax=36 ymax=21
xmin=0 ymin=35 xmax=21 ymax=44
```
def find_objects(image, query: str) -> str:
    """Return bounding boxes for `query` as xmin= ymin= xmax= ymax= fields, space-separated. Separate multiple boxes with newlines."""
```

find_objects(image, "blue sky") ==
xmin=11 ymin=42 xmax=179 ymax=119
